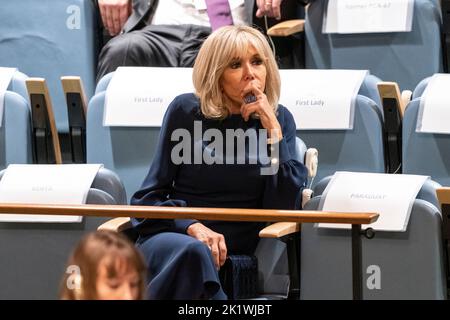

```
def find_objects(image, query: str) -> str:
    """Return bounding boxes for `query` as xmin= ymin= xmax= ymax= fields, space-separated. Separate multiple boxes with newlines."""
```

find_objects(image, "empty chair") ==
xmin=5 ymin=69 xmax=28 ymax=101
xmin=293 ymin=74 xmax=386 ymax=186
xmin=301 ymin=175 xmax=446 ymax=299
xmin=305 ymin=0 xmax=443 ymax=91
xmin=0 ymin=166 xmax=126 ymax=299
xmin=0 ymin=0 xmax=99 ymax=132
xmin=402 ymin=76 xmax=450 ymax=186
xmin=1 ymin=70 xmax=32 ymax=169
xmin=88 ymin=72 xmax=168 ymax=203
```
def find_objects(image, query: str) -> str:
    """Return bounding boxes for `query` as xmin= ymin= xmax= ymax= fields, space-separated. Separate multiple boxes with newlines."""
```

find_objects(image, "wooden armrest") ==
xmin=61 ymin=76 xmax=88 ymax=116
xmin=377 ymin=81 xmax=406 ymax=118
xmin=401 ymin=90 xmax=412 ymax=111
xmin=437 ymin=187 xmax=450 ymax=206
xmin=267 ymin=19 xmax=305 ymax=37
xmin=98 ymin=217 xmax=131 ymax=232
xmin=25 ymin=78 xmax=62 ymax=164
xmin=61 ymin=76 xmax=88 ymax=162
xmin=0 ymin=203 xmax=379 ymax=225
xmin=259 ymin=222 xmax=300 ymax=238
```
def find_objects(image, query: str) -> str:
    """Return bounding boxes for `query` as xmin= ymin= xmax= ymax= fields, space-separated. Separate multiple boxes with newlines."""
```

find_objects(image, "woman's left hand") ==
xmin=187 ymin=222 xmax=227 ymax=270
xmin=240 ymin=81 xmax=282 ymax=140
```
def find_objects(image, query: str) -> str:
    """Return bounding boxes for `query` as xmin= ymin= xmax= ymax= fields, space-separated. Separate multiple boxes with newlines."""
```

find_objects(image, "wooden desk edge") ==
xmin=0 ymin=203 xmax=379 ymax=225
xmin=437 ymin=187 xmax=450 ymax=205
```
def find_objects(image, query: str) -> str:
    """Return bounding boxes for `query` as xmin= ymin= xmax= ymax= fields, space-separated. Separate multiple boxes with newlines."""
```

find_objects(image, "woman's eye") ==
xmin=230 ymin=61 xmax=241 ymax=69
xmin=252 ymin=58 xmax=263 ymax=65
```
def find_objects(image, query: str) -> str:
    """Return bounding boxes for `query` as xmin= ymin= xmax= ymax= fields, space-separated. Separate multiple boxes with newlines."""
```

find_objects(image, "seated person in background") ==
xmin=253 ymin=0 xmax=310 ymax=69
xmin=96 ymin=0 xmax=306 ymax=81
xmin=131 ymin=25 xmax=308 ymax=300
xmin=60 ymin=230 xmax=147 ymax=300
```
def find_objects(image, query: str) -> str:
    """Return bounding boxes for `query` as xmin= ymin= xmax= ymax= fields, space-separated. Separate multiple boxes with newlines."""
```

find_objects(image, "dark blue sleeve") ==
xmin=262 ymin=106 xmax=308 ymax=210
xmin=130 ymin=96 xmax=198 ymax=236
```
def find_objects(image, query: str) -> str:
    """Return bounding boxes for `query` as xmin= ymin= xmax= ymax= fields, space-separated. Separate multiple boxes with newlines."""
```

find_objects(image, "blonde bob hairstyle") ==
xmin=193 ymin=25 xmax=281 ymax=119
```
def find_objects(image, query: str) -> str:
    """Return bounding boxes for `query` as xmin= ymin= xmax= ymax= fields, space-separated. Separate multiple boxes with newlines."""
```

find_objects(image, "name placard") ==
xmin=318 ymin=171 xmax=428 ymax=231
xmin=104 ymin=67 xmax=194 ymax=127
xmin=0 ymin=164 xmax=103 ymax=223
xmin=278 ymin=69 xmax=368 ymax=130
xmin=323 ymin=0 xmax=414 ymax=34
xmin=416 ymin=74 xmax=450 ymax=134
xmin=0 ymin=67 xmax=17 ymax=127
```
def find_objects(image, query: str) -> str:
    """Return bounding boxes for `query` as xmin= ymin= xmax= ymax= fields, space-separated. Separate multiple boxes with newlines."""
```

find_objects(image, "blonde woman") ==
xmin=131 ymin=25 xmax=307 ymax=300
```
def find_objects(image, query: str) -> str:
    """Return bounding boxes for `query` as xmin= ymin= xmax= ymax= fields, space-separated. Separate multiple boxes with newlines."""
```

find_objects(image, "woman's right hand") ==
xmin=187 ymin=223 xmax=227 ymax=269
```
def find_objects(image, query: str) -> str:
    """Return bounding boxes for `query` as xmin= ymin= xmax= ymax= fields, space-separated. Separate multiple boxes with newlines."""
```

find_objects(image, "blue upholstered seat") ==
xmin=0 ymin=0 xmax=99 ymax=132
xmin=305 ymin=0 xmax=443 ymax=91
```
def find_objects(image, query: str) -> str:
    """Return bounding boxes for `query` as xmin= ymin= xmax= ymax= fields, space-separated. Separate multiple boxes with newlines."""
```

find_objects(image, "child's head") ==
xmin=60 ymin=230 xmax=147 ymax=300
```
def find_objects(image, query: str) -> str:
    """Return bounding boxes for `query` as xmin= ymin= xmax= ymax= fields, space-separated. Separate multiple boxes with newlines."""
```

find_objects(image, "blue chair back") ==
xmin=0 ymin=0 xmax=99 ymax=132
xmin=87 ymin=91 xmax=160 ymax=202
xmin=402 ymin=76 xmax=450 ymax=186
xmin=297 ymin=93 xmax=385 ymax=187
xmin=1 ymin=70 xmax=33 ymax=169
xmin=305 ymin=0 xmax=443 ymax=91
xmin=301 ymin=178 xmax=446 ymax=299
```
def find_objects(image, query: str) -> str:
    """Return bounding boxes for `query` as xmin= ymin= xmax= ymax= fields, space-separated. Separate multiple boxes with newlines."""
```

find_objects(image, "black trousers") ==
xmin=97 ymin=24 xmax=211 ymax=82
xmin=96 ymin=19 xmax=306 ymax=82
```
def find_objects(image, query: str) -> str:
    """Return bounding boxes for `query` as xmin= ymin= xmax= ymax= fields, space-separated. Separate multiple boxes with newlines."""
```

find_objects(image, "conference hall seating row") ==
xmin=2 ymin=65 xmax=450 ymax=299
xmin=5 ymin=66 xmax=450 ymax=196
xmin=1 ymin=0 xmax=448 ymax=166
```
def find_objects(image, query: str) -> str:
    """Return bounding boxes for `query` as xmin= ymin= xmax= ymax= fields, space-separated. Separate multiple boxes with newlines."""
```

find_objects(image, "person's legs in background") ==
xmin=96 ymin=24 xmax=211 ymax=82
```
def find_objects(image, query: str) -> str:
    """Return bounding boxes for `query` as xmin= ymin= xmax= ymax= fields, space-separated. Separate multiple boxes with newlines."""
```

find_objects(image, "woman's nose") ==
xmin=243 ymin=63 xmax=255 ymax=81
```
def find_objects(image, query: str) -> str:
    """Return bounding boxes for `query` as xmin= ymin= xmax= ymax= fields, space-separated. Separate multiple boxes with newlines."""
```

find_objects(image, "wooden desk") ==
xmin=0 ymin=203 xmax=379 ymax=300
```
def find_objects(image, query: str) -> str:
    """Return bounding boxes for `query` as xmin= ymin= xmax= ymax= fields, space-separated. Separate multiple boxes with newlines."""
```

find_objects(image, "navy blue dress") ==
xmin=131 ymin=93 xmax=308 ymax=299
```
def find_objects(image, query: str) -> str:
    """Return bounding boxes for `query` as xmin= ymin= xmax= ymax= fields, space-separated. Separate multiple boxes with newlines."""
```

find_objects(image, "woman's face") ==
xmin=220 ymin=45 xmax=267 ymax=113
xmin=95 ymin=258 xmax=140 ymax=300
